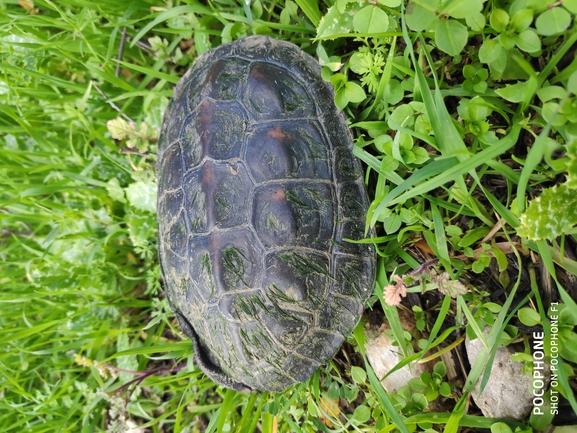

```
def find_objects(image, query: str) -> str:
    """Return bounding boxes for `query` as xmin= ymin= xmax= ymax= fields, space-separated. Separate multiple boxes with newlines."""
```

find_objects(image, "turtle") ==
xmin=157 ymin=35 xmax=376 ymax=392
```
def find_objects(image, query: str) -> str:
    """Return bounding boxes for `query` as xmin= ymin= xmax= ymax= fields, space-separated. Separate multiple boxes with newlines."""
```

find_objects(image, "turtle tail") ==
xmin=174 ymin=311 xmax=253 ymax=393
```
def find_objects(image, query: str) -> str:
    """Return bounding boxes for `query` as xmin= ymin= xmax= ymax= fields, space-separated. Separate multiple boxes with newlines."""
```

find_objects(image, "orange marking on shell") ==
xmin=249 ymin=64 xmax=266 ymax=81
xmin=271 ymin=187 xmax=286 ymax=202
xmin=267 ymin=124 xmax=285 ymax=140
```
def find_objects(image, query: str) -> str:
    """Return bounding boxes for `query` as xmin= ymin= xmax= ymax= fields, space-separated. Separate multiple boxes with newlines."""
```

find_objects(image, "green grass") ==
xmin=1 ymin=0 xmax=576 ymax=432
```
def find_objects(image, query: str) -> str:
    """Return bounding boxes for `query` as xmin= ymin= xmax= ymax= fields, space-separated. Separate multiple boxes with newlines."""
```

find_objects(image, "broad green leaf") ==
xmin=542 ymin=102 xmax=567 ymax=126
xmin=499 ymin=33 xmax=517 ymax=51
xmin=409 ymin=0 xmax=439 ymax=11
xmin=564 ymin=0 xmax=577 ymax=13
xmin=490 ymin=422 xmax=513 ymax=433
xmin=379 ymin=0 xmax=401 ymax=7
xmin=344 ymin=81 xmax=367 ymax=103
xmin=384 ymin=79 xmax=405 ymax=105
xmin=517 ymin=308 xmax=541 ymax=326
xmin=351 ymin=366 xmax=367 ymax=383
xmin=490 ymin=8 xmax=510 ymax=33
xmin=440 ymin=0 xmax=483 ymax=19
xmin=467 ymin=96 xmax=492 ymax=121
xmin=389 ymin=104 xmax=414 ymax=129
xmin=458 ymin=226 xmax=490 ymax=248
xmin=516 ymin=29 xmax=541 ymax=53
xmin=440 ymin=381 xmax=452 ymax=397
xmin=317 ymin=3 xmax=356 ymax=39
xmin=473 ymin=80 xmax=488 ymax=93
xmin=561 ymin=306 xmax=577 ymax=326
xmin=107 ymin=178 xmax=126 ymax=203
xmin=434 ymin=361 xmax=447 ymax=377
xmin=518 ymin=184 xmax=577 ymax=240
xmin=487 ymin=47 xmax=508 ymax=79
xmin=479 ymin=38 xmax=503 ymax=64
xmin=125 ymin=180 xmax=157 ymax=213
xmin=536 ymin=85 xmax=567 ymax=102
xmin=383 ymin=212 xmax=402 ymax=233
xmin=116 ymin=332 xmax=138 ymax=382
xmin=334 ymin=88 xmax=348 ymax=110
xmin=412 ymin=146 xmax=429 ymax=164
xmin=535 ymin=7 xmax=571 ymax=36
xmin=353 ymin=4 xmax=389 ymax=34
xmin=463 ymin=64 xmax=476 ymax=79
xmin=466 ymin=12 xmax=486 ymax=31
xmin=510 ymin=8 xmax=534 ymax=33
xmin=525 ymin=0 xmax=549 ymax=12
xmin=495 ymin=81 xmax=528 ymax=103
xmin=434 ymin=18 xmax=467 ymax=56
xmin=492 ymin=244 xmax=508 ymax=272
xmin=568 ymin=70 xmax=577 ymax=95
xmin=405 ymin=1 xmax=437 ymax=31
xmin=411 ymin=393 xmax=428 ymax=411
xmin=352 ymin=405 xmax=371 ymax=423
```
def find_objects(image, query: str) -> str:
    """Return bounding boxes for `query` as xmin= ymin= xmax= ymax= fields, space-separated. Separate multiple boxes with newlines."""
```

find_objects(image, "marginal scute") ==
xmin=332 ymin=255 xmax=375 ymax=298
xmin=166 ymin=216 xmax=188 ymax=258
xmin=334 ymin=219 xmax=372 ymax=256
xmin=161 ymin=245 xmax=188 ymax=303
xmin=338 ymin=182 xmax=370 ymax=220
xmin=164 ymin=104 xmax=187 ymax=148
xmin=316 ymin=295 xmax=360 ymax=336
xmin=334 ymin=146 xmax=363 ymax=183
xmin=158 ymin=188 xmax=184 ymax=227
xmin=158 ymin=143 xmax=183 ymax=192
xmin=300 ymin=330 xmax=345 ymax=362
xmin=157 ymin=36 xmax=376 ymax=392
xmin=186 ymin=235 xmax=216 ymax=302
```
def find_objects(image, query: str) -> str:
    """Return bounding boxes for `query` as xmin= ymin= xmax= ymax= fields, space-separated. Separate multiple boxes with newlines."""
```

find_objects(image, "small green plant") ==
xmin=490 ymin=421 xmax=532 ymax=433
xmin=392 ymin=361 xmax=452 ymax=418
xmin=518 ymin=304 xmax=577 ymax=362
xmin=462 ymin=64 xmax=489 ymax=94
xmin=517 ymin=141 xmax=577 ymax=242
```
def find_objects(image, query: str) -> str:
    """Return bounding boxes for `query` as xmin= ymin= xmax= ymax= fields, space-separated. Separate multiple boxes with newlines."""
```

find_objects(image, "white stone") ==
xmin=465 ymin=330 xmax=549 ymax=421
xmin=365 ymin=323 xmax=431 ymax=392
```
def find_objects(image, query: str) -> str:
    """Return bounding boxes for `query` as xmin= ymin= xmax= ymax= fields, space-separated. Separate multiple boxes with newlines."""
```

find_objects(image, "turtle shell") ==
xmin=157 ymin=35 xmax=375 ymax=392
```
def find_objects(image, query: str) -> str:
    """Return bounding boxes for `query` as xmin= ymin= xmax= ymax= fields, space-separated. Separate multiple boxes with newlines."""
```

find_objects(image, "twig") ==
xmin=409 ymin=258 xmax=439 ymax=275
xmin=94 ymin=84 xmax=134 ymax=123
xmin=110 ymin=360 xmax=189 ymax=398
xmin=119 ymin=147 xmax=150 ymax=156
xmin=116 ymin=27 xmax=128 ymax=78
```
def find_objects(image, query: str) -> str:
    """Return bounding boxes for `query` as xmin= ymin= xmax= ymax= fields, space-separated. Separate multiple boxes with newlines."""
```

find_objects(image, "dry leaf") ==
xmin=383 ymin=275 xmax=407 ymax=306
xmin=18 ymin=0 xmax=37 ymax=13
xmin=319 ymin=396 xmax=340 ymax=427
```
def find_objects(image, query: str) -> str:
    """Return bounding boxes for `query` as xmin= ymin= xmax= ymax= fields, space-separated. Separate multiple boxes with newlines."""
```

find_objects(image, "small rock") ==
xmin=365 ymin=322 xmax=432 ymax=392
xmin=125 ymin=420 xmax=146 ymax=433
xmin=465 ymin=329 xmax=549 ymax=420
